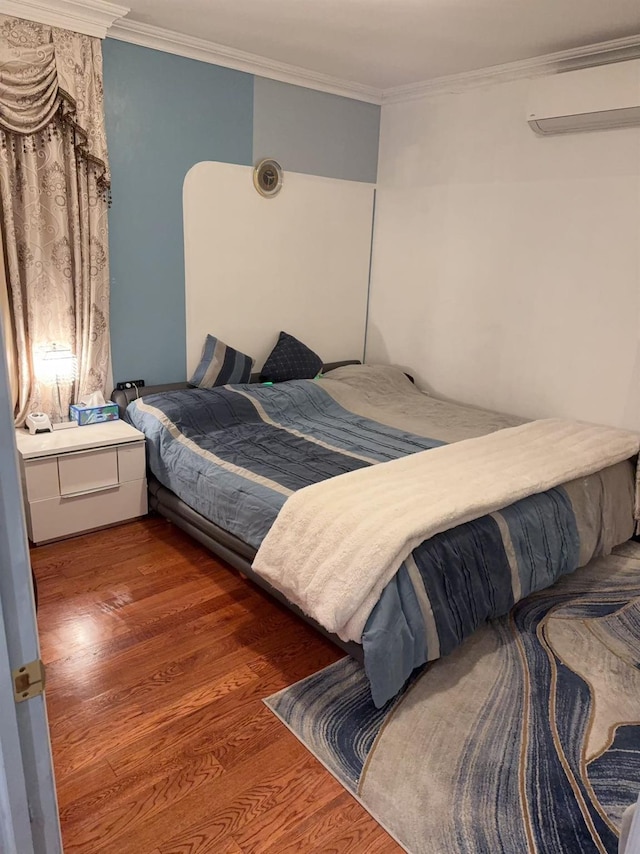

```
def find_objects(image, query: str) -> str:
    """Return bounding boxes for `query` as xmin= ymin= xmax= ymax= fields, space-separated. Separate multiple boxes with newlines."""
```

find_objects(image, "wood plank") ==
xmin=108 ymin=672 xmax=300 ymax=779
xmin=137 ymin=740 xmax=317 ymax=854
xmin=61 ymin=752 xmax=225 ymax=852
xmin=261 ymin=796 xmax=367 ymax=854
xmin=308 ymin=814 xmax=399 ymax=853
xmin=229 ymin=755 xmax=347 ymax=854
xmin=70 ymin=735 xmax=300 ymax=854
xmin=44 ymin=592 xmax=262 ymax=715
xmin=31 ymin=517 xmax=401 ymax=854
xmin=55 ymin=759 xmax=117 ymax=810
xmin=46 ymin=604 xmax=292 ymax=733
xmin=53 ymin=663 xmax=261 ymax=781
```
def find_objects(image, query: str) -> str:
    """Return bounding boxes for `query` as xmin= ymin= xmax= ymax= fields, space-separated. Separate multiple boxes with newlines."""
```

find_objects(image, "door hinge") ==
xmin=13 ymin=659 xmax=45 ymax=703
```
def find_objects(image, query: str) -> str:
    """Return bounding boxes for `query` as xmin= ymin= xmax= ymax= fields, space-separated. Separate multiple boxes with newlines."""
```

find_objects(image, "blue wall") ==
xmin=103 ymin=39 xmax=380 ymax=386
xmin=103 ymin=40 xmax=254 ymax=385
xmin=253 ymin=78 xmax=380 ymax=184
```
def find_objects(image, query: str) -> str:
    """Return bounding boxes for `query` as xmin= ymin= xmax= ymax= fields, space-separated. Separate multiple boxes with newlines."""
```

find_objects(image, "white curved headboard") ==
xmin=183 ymin=161 xmax=375 ymax=375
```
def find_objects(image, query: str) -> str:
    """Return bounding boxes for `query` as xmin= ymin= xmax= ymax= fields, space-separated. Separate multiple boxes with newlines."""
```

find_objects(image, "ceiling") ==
xmin=120 ymin=0 xmax=640 ymax=91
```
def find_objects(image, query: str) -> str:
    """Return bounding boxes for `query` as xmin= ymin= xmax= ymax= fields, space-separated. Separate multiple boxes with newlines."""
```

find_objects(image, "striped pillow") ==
xmin=189 ymin=335 xmax=254 ymax=388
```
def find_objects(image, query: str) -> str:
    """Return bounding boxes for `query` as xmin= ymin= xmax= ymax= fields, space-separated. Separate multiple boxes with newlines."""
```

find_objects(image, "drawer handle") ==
xmin=60 ymin=483 xmax=120 ymax=500
xmin=57 ymin=446 xmax=116 ymax=459
xmin=55 ymin=440 xmax=144 ymax=460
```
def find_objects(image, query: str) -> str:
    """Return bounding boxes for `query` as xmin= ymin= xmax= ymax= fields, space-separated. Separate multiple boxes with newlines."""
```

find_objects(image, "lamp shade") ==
xmin=35 ymin=344 xmax=77 ymax=385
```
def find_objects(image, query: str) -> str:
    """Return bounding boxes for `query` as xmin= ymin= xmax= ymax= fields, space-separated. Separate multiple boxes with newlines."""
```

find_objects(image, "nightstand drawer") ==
xmin=118 ymin=441 xmax=146 ymax=483
xmin=24 ymin=458 xmax=59 ymax=501
xmin=58 ymin=447 xmax=118 ymax=497
xmin=27 ymin=479 xmax=147 ymax=543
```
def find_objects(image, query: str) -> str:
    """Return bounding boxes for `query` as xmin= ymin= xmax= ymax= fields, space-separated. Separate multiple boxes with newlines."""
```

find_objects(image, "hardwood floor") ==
xmin=32 ymin=517 xmax=401 ymax=854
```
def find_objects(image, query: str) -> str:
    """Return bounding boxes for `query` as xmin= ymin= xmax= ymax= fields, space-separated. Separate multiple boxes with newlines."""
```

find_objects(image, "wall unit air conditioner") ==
xmin=527 ymin=59 xmax=640 ymax=135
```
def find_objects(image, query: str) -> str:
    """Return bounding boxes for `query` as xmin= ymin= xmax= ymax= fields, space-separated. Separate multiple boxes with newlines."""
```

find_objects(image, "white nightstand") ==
xmin=15 ymin=420 xmax=148 ymax=544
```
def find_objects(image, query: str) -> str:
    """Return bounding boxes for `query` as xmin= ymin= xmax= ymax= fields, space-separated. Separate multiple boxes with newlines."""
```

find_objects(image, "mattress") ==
xmin=127 ymin=365 xmax=636 ymax=705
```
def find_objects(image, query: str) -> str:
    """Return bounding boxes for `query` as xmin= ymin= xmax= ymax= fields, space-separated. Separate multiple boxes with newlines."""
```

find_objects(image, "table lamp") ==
xmin=36 ymin=344 xmax=78 ymax=430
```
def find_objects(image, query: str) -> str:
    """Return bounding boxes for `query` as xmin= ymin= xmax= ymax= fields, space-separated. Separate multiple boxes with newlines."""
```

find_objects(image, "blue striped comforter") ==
xmin=127 ymin=376 xmax=635 ymax=706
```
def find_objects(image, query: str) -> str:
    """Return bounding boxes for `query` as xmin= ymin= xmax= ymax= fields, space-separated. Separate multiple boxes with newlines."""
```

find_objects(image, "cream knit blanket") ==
xmin=252 ymin=418 xmax=640 ymax=643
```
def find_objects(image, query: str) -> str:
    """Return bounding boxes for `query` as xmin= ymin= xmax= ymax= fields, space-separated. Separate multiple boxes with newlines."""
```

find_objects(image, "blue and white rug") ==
xmin=265 ymin=541 xmax=640 ymax=853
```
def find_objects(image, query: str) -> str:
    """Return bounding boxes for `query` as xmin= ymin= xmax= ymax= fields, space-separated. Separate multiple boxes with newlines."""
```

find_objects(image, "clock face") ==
xmin=253 ymin=159 xmax=283 ymax=198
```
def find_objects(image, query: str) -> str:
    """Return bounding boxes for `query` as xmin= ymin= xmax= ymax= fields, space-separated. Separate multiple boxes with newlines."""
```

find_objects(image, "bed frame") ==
xmin=111 ymin=361 xmax=365 ymax=661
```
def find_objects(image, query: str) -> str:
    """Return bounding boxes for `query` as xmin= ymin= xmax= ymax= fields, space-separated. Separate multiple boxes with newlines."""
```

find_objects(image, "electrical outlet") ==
xmin=116 ymin=379 xmax=145 ymax=391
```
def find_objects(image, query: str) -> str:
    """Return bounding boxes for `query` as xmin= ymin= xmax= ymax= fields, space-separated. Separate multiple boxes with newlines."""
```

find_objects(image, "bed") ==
xmin=114 ymin=363 xmax=638 ymax=707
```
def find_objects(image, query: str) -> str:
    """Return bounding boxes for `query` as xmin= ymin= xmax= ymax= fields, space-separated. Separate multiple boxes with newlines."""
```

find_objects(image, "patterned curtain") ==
xmin=0 ymin=226 xmax=18 ymax=409
xmin=0 ymin=15 xmax=110 ymax=424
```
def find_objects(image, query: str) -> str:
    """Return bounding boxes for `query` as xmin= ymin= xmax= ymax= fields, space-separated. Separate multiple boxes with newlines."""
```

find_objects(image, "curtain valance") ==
xmin=0 ymin=14 xmax=109 ymax=185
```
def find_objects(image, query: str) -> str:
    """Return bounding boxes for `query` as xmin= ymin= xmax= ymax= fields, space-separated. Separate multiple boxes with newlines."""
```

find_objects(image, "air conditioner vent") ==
xmin=527 ymin=59 xmax=640 ymax=135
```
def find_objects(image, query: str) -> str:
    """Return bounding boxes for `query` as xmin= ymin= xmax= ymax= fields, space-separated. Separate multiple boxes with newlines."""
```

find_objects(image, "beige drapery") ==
xmin=0 ymin=14 xmax=110 ymax=424
xmin=0 ymin=225 xmax=18 ymax=409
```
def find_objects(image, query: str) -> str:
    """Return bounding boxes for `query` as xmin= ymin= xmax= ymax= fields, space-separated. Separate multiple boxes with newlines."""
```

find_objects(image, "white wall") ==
xmin=367 ymin=76 xmax=640 ymax=430
xmin=184 ymin=161 xmax=375 ymax=375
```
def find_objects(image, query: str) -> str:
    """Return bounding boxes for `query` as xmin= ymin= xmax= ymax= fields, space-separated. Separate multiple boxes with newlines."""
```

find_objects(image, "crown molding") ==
xmin=382 ymin=33 xmax=640 ymax=104
xmin=108 ymin=18 xmax=384 ymax=105
xmin=11 ymin=5 xmax=637 ymax=107
xmin=0 ymin=0 xmax=129 ymax=38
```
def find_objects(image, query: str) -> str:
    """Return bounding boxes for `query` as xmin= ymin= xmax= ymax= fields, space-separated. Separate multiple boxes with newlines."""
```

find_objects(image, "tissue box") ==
xmin=69 ymin=401 xmax=119 ymax=426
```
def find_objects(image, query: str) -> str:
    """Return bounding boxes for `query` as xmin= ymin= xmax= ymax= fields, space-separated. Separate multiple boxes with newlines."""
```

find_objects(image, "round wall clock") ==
xmin=253 ymin=158 xmax=283 ymax=198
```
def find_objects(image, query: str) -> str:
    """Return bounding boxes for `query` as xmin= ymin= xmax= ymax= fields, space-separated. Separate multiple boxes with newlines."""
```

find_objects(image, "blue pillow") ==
xmin=189 ymin=335 xmax=254 ymax=388
xmin=260 ymin=331 xmax=323 ymax=383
